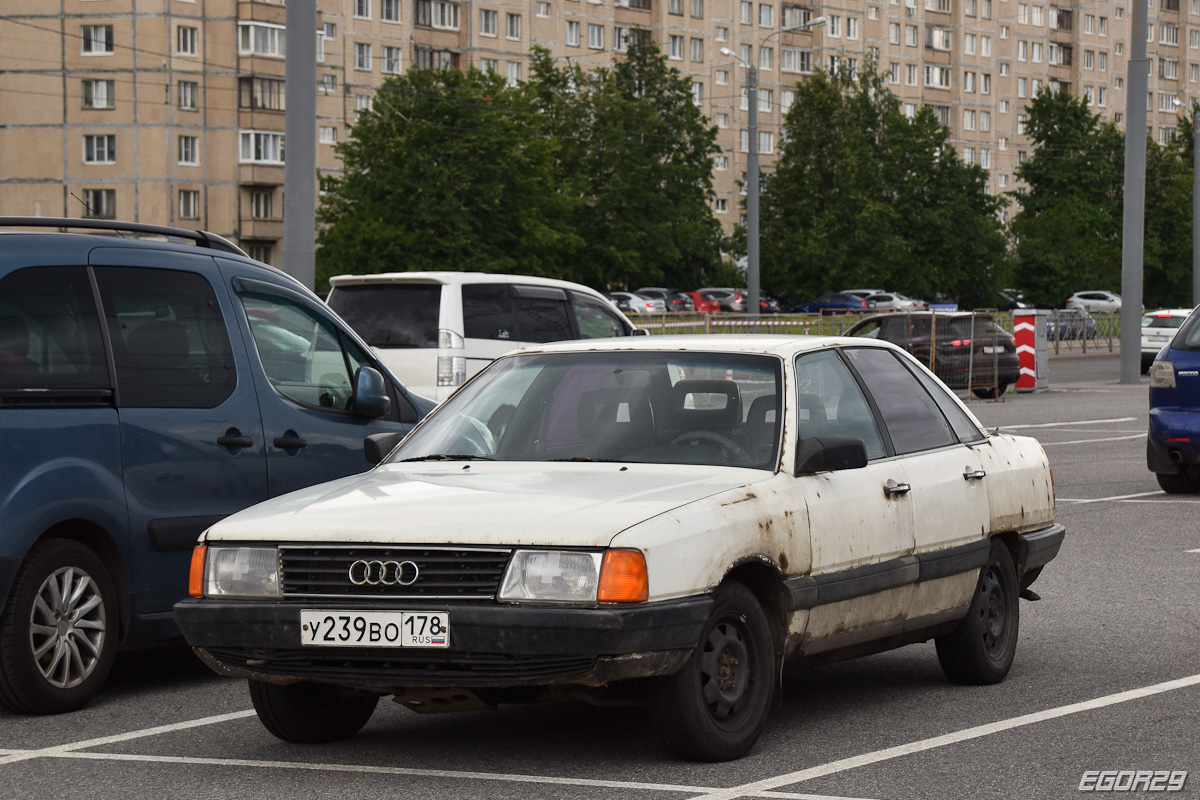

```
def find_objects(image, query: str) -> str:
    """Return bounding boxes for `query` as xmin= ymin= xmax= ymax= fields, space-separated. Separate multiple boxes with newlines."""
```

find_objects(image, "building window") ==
xmin=758 ymin=130 xmax=774 ymax=154
xmin=927 ymin=27 xmax=952 ymax=51
xmin=669 ymin=35 xmax=683 ymax=59
xmin=239 ymin=131 xmax=284 ymax=164
xmin=83 ymin=189 xmax=116 ymax=218
xmin=782 ymin=48 xmax=811 ymax=73
xmin=354 ymin=94 xmax=372 ymax=121
xmin=81 ymin=25 xmax=114 ymax=54
xmin=383 ymin=46 xmax=402 ymax=74
xmin=565 ymin=20 xmax=580 ymax=46
xmin=759 ymin=46 xmax=772 ymax=70
xmin=479 ymin=58 xmax=497 ymax=73
xmin=980 ymin=111 xmax=990 ymax=131
xmin=847 ymin=17 xmax=859 ymax=40
xmin=740 ymin=1 xmax=753 ymax=24
xmin=715 ymin=112 xmax=728 ymax=128
xmin=382 ymin=0 xmax=400 ymax=22
xmin=355 ymin=43 xmax=372 ymax=71
xmin=506 ymin=13 xmax=521 ymax=40
xmin=715 ymin=155 xmax=728 ymax=170
xmin=828 ymin=14 xmax=840 ymax=37
xmin=83 ymin=79 xmax=115 ymax=109
xmin=537 ymin=2 xmax=551 ymax=17
xmin=239 ymin=77 xmax=285 ymax=110
xmin=179 ymin=190 xmax=200 ymax=220
xmin=323 ymin=22 xmax=336 ymax=39
xmin=760 ymin=4 xmax=774 ymax=26
xmin=415 ymin=46 xmax=458 ymax=68
xmin=905 ymin=25 xmax=918 ymax=46
xmin=355 ymin=0 xmax=371 ymax=19
xmin=176 ymin=26 xmax=198 ymax=56
xmin=321 ymin=74 xmax=337 ymax=93
xmin=174 ymin=80 xmax=198 ymax=111
xmin=481 ymin=9 xmax=497 ymax=36
xmin=416 ymin=1 xmax=459 ymax=30
xmin=239 ymin=23 xmax=285 ymax=58
xmin=716 ymin=198 xmax=728 ymax=214
xmin=588 ymin=24 xmax=604 ymax=49
xmin=905 ymin=64 xmax=918 ymax=86
xmin=692 ymin=0 xmax=704 ymax=18
xmin=924 ymin=64 xmax=951 ymax=88
xmin=669 ymin=0 xmax=684 ymax=14
xmin=715 ymin=26 xmax=728 ymax=42
xmin=964 ymin=71 xmax=976 ymax=93
xmin=982 ymin=73 xmax=991 ymax=94
xmin=178 ymin=135 xmax=198 ymax=165
xmin=506 ymin=61 xmax=522 ymax=86
xmin=691 ymin=37 xmax=704 ymax=62
xmin=251 ymin=190 xmax=273 ymax=219
xmin=319 ymin=126 xmax=338 ymax=144
xmin=963 ymin=109 xmax=976 ymax=130
xmin=716 ymin=69 xmax=728 ymax=85
xmin=83 ymin=134 xmax=116 ymax=164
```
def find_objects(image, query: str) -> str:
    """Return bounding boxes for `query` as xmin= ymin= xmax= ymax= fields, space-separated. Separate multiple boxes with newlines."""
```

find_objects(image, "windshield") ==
xmin=327 ymin=283 xmax=442 ymax=348
xmin=389 ymin=350 xmax=784 ymax=469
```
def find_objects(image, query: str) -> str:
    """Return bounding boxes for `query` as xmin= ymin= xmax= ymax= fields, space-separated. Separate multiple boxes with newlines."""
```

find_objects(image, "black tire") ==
xmin=1156 ymin=471 xmax=1200 ymax=494
xmin=936 ymin=540 xmax=1019 ymax=685
xmin=646 ymin=582 xmax=775 ymax=761
xmin=972 ymin=382 xmax=1009 ymax=400
xmin=249 ymin=679 xmax=379 ymax=743
xmin=0 ymin=539 xmax=118 ymax=714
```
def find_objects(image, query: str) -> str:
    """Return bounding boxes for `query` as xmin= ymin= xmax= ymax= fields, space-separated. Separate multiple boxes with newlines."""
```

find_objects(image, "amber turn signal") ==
xmin=188 ymin=544 xmax=207 ymax=598
xmin=597 ymin=549 xmax=648 ymax=602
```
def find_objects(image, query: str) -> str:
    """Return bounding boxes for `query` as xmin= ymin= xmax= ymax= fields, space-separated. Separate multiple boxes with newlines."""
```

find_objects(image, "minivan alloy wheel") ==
xmin=29 ymin=566 xmax=107 ymax=689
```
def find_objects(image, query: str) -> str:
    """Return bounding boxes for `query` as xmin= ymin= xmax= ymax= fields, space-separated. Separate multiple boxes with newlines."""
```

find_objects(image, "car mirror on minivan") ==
xmin=364 ymin=431 xmax=407 ymax=465
xmin=632 ymin=328 xmax=650 ymax=337
xmin=352 ymin=366 xmax=391 ymax=419
xmin=794 ymin=436 xmax=868 ymax=476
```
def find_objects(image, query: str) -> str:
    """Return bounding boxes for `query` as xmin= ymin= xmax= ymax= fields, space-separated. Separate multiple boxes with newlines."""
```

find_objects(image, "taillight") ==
xmin=949 ymin=339 xmax=971 ymax=347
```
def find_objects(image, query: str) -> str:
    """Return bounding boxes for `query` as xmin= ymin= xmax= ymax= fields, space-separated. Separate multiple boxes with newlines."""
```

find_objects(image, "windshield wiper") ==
xmin=398 ymin=454 xmax=495 ymax=462
xmin=549 ymin=457 xmax=633 ymax=463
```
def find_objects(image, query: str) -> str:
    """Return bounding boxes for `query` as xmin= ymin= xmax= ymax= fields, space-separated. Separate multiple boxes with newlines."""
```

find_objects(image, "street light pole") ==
xmin=723 ymin=17 xmax=824 ymax=318
xmin=1194 ymin=106 xmax=1200 ymax=307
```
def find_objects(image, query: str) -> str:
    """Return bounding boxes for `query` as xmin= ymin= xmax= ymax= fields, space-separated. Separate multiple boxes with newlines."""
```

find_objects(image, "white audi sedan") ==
xmin=175 ymin=336 xmax=1063 ymax=761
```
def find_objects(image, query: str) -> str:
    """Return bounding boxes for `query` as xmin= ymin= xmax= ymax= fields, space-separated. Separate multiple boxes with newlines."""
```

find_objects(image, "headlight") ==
xmin=498 ymin=550 xmax=602 ymax=603
xmin=203 ymin=546 xmax=280 ymax=598
xmin=1150 ymin=360 xmax=1176 ymax=388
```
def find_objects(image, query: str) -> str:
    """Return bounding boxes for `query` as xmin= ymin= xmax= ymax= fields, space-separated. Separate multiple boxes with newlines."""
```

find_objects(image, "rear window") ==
xmin=327 ymin=283 xmax=442 ymax=348
xmin=1142 ymin=315 xmax=1186 ymax=330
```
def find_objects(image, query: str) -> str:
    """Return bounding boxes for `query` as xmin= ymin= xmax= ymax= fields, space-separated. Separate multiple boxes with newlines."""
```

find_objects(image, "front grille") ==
xmin=207 ymin=646 xmax=595 ymax=685
xmin=279 ymin=545 xmax=512 ymax=600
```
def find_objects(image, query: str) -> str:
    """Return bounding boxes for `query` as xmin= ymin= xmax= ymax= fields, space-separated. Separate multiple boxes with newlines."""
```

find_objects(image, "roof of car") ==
xmin=499 ymin=333 xmax=901 ymax=359
xmin=328 ymin=271 xmax=607 ymax=297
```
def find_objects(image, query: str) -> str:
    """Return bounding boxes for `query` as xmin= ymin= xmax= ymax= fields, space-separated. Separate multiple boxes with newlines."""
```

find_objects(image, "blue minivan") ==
xmin=0 ymin=218 xmax=434 ymax=713
xmin=1148 ymin=305 xmax=1200 ymax=493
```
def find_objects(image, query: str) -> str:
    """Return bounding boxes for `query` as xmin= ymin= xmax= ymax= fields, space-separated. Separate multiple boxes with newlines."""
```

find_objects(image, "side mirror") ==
xmin=794 ymin=435 xmax=868 ymax=476
xmin=631 ymin=328 xmax=650 ymax=336
xmin=365 ymin=431 xmax=406 ymax=465
xmin=352 ymin=366 xmax=391 ymax=418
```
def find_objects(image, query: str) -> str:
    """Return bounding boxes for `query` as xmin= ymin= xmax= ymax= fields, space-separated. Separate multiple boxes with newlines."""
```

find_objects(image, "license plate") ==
xmin=982 ymin=346 xmax=1003 ymax=354
xmin=300 ymin=610 xmax=449 ymax=648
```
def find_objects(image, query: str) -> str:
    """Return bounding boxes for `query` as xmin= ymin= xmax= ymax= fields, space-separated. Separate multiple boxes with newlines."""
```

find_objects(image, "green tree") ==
xmin=759 ymin=66 xmax=1005 ymax=307
xmin=315 ymin=67 xmax=581 ymax=292
xmin=1010 ymin=88 xmax=1125 ymax=308
xmin=1144 ymin=114 xmax=1195 ymax=308
xmin=527 ymin=40 xmax=727 ymax=290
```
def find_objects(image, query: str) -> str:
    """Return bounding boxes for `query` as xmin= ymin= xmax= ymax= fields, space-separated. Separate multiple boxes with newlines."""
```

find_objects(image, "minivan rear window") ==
xmin=327 ymin=284 xmax=442 ymax=348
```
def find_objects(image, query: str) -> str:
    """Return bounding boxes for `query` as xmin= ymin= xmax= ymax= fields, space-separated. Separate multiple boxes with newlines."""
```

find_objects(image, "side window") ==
xmin=570 ymin=292 xmax=628 ymax=339
xmin=462 ymin=284 xmax=515 ymax=341
xmin=0 ymin=266 xmax=107 ymax=391
xmin=794 ymin=349 xmax=886 ymax=460
xmin=906 ymin=360 xmax=988 ymax=443
xmin=239 ymin=291 xmax=360 ymax=411
xmin=844 ymin=347 xmax=957 ymax=454
xmin=512 ymin=285 xmax=572 ymax=343
xmin=849 ymin=319 xmax=883 ymax=339
xmin=96 ymin=267 xmax=236 ymax=408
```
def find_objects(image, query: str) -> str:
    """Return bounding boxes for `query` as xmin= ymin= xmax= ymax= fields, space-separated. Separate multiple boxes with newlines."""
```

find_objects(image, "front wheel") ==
xmin=0 ymin=539 xmax=118 ymax=714
xmin=935 ymin=540 xmax=1019 ymax=685
xmin=249 ymin=680 xmax=379 ymax=743
xmin=646 ymin=582 xmax=775 ymax=761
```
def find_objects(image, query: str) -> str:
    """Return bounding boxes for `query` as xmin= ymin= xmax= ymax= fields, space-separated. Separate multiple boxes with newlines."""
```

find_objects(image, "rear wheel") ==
xmin=646 ymin=582 xmax=775 ymax=761
xmin=0 ymin=539 xmax=118 ymax=714
xmin=1156 ymin=471 xmax=1200 ymax=494
xmin=249 ymin=680 xmax=379 ymax=743
xmin=972 ymin=383 xmax=1009 ymax=400
xmin=936 ymin=540 xmax=1019 ymax=685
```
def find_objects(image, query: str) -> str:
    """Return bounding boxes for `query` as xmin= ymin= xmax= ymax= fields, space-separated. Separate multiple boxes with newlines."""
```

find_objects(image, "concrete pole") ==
xmin=283 ymin=1 xmax=317 ymax=290
xmin=747 ymin=65 xmax=761 ymax=317
xmin=1119 ymin=0 xmax=1148 ymax=383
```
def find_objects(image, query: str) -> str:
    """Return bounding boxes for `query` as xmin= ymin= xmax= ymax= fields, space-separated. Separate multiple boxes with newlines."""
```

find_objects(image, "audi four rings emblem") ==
xmin=348 ymin=559 xmax=420 ymax=586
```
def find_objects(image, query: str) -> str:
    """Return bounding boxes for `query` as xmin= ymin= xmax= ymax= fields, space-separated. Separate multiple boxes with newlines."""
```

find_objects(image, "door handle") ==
xmin=884 ymin=479 xmax=911 ymax=496
xmin=273 ymin=436 xmax=309 ymax=450
xmin=963 ymin=469 xmax=987 ymax=481
xmin=216 ymin=435 xmax=252 ymax=448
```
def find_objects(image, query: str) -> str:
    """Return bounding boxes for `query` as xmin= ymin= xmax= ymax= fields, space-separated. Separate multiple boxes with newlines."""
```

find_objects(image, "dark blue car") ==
xmin=792 ymin=293 xmax=874 ymax=314
xmin=0 ymin=218 xmax=434 ymax=713
xmin=1148 ymin=306 xmax=1200 ymax=493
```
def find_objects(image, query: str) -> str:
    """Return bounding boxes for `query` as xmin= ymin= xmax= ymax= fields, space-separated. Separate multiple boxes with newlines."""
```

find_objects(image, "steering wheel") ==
xmin=670 ymin=430 xmax=753 ymax=465
xmin=456 ymin=414 xmax=497 ymax=455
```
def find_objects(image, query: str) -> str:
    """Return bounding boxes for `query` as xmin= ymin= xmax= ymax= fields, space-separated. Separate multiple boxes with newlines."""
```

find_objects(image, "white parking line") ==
xmin=1056 ymin=491 xmax=1166 ymax=504
xmin=1040 ymin=433 xmax=1147 ymax=447
xmin=687 ymin=673 xmax=1200 ymax=800
xmin=1001 ymin=417 xmax=1136 ymax=430
xmin=1186 ymin=549 xmax=1200 ymax=554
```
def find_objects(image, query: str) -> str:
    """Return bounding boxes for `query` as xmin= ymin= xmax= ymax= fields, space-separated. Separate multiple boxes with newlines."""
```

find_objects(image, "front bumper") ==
xmin=174 ymin=596 xmax=711 ymax=691
xmin=1147 ymin=408 xmax=1200 ymax=475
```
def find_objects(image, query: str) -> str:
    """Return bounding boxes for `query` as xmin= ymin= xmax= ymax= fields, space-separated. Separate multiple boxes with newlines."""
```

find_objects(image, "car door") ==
xmin=792 ymin=349 xmax=917 ymax=655
xmin=219 ymin=261 xmax=420 ymax=497
xmin=88 ymin=250 xmax=268 ymax=615
xmin=841 ymin=347 xmax=989 ymax=622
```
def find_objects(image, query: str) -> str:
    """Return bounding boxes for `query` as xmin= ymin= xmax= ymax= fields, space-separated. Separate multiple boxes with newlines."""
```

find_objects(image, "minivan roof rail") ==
xmin=0 ymin=217 xmax=247 ymax=257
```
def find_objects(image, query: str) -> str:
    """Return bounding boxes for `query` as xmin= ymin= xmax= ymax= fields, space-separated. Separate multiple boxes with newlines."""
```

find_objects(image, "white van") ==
xmin=326 ymin=272 xmax=638 ymax=400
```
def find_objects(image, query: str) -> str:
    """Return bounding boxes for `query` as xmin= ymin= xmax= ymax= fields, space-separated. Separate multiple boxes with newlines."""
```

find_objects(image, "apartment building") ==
xmin=0 ymin=0 xmax=1193 ymax=259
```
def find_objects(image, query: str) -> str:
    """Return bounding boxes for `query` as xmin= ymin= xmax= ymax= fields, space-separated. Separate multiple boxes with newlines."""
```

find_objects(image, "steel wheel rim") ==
xmin=698 ymin=615 xmax=756 ymax=725
xmin=979 ymin=566 xmax=1007 ymax=656
xmin=28 ymin=566 xmax=107 ymax=689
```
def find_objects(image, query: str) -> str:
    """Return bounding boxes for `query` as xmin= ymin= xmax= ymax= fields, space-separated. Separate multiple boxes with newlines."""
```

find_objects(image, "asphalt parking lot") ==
xmin=2 ymin=351 xmax=1196 ymax=800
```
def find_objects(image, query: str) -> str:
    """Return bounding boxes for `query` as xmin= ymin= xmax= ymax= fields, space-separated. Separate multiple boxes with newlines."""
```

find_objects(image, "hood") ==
xmin=204 ymin=462 xmax=768 ymax=547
